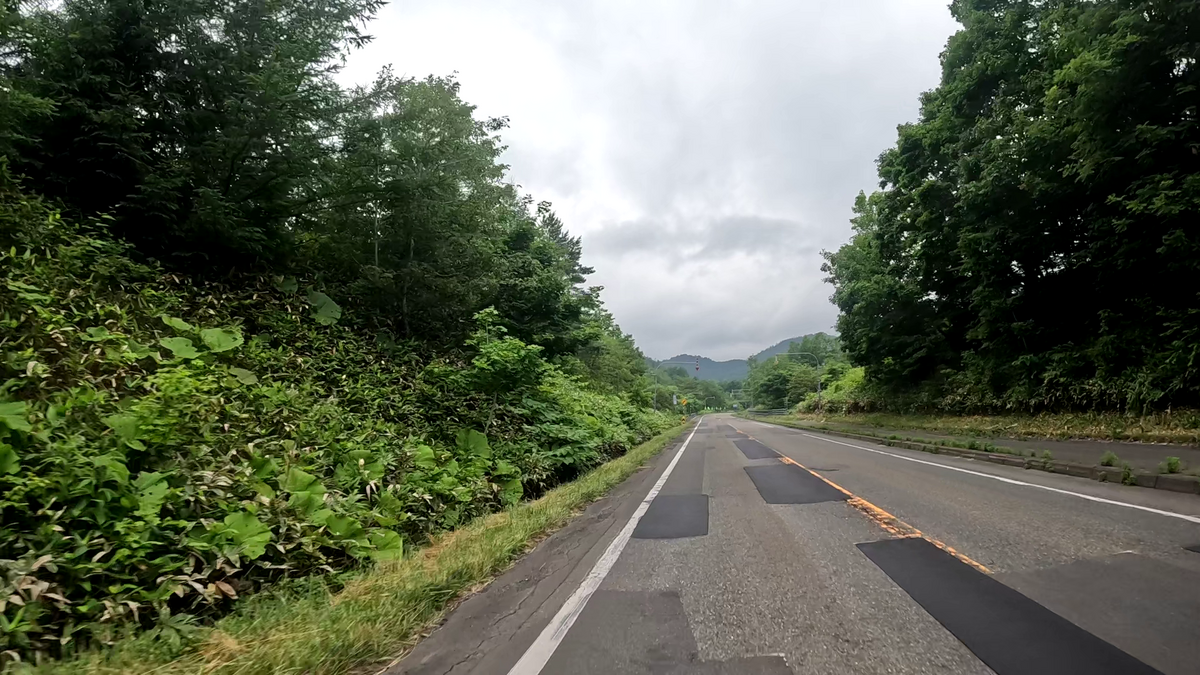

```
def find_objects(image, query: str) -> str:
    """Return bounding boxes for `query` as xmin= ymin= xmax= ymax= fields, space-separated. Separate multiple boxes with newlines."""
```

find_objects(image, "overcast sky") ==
xmin=341 ymin=1 xmax=960 ymax=361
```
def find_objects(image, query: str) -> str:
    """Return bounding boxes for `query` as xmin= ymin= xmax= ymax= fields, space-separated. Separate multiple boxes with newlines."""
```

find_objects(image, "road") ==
xmin=389 ymin=414 xmax=1200 ymax=675
xmin=781 ymin=418 xmax=1200 ymax=475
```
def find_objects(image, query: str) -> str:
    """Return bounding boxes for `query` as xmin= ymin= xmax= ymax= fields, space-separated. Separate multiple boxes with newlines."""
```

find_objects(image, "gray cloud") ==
xmin=342 ymin=0 xmax=960 ymax=360
xmin=585 ymin=215 xmax=814 ymax=266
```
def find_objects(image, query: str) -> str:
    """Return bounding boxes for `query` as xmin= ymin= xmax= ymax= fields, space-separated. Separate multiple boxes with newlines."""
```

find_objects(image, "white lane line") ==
xmin=506 ymin=417 xmax=705 ymax=675
xmin=798 ymin=432 xmax=1200 ymax=525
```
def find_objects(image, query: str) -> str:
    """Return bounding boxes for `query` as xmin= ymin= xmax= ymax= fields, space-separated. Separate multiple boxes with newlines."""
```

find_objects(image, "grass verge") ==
xmin=25 ymin=423 xmax=692 ymax=675
xmin=773 ymin=411 xmax=1200 ymax=445
xmin=742 ymin=414 xmax=1033 ymax=458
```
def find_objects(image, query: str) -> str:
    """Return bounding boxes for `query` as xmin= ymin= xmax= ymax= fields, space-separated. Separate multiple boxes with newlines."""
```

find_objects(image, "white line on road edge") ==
xmin=506 ymin=417 xmax=705 ymax=675
xmin=800 ymin=432 xmax=1200 ymax=525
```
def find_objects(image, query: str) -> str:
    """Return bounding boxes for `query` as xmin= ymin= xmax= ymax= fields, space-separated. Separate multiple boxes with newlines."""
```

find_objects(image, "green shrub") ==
xmin=797 ymin=366 xmax=865 ymax=413
xmin=1100 ymin=450 xmax=1119 ymax=467
xmin=0 ymin=192 xmax=672 ymax=664
xmin=1161 ymin=456 xmax=1182 ymax=474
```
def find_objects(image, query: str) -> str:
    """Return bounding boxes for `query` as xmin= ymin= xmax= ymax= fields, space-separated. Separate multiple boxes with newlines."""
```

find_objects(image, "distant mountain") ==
xmin=750 ymin=336 xmax=810 ymax=361
xmin=651 ymin=354 xmax=749 ymax=382
xmin=651 ymin=334 xmax=814 ymax=382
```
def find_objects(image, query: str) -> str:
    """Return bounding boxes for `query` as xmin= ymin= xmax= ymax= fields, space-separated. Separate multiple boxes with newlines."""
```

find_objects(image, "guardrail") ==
xmin=746 ymin=408 xmax=790 ymax=416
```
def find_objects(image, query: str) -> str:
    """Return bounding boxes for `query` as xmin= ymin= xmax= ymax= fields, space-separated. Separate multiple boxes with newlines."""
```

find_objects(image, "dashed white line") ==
xmin=505 ymin=418 xmax=705 ymax=675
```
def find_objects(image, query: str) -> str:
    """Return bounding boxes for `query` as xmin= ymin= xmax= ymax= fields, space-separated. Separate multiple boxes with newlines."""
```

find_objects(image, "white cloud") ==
xmin=341 ymin=0 xmax=960 ymax=360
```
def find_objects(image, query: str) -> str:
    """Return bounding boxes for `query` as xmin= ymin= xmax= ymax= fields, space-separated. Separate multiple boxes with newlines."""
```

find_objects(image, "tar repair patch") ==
xmin=734 ymin=439 xmax=779 ymax=460
xmin=633 ymin=494 xmax=709 ymax=539
xmin=743 ymin=464 xmax=847 ymax=504
xmin=857 ymin=537 xmax=1162 ymax=675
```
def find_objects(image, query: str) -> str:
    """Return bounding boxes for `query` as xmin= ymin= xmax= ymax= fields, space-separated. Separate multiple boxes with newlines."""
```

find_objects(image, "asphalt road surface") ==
xmin=389 ymin=414 xmax=1200 ymax=675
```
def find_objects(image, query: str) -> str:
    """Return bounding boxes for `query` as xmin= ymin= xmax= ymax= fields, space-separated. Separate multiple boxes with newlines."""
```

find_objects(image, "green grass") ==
xmin=1160 ymin=456 xmax=1182 ymax=474
xmin=775 ymin=411 xmax=1200 ymax=445
xmin=23 ymin=423 xmax=692 ymax=675
xmin=1100 ymin=450 xmax=1119 ymax=467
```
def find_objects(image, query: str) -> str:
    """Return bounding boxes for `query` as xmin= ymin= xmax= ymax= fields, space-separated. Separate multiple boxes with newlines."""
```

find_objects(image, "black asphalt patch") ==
xmin=858 ymin=537 xmax=1162 ymax=675
xmin=633 ymin=494 xmax=709 ymax=538
xmin=743 ymin=464 xmax=847 ymax=504
xmin=734 ymin=438 xmax=780 ymax=460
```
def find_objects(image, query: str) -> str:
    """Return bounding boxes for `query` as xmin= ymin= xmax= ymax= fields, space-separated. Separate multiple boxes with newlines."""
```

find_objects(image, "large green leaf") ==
xmin=91 ymin=455 xmax=130 ymax=484
xmin=306 ymin=290 xmax=342 ymax=326
xmin=104 ymin=413 xmax=144 ymax=449
xmin=200 ymin=327 xmax=244 ymax=353
xmin=124 ymin=340 xmax=154 ymax=360
xmin=0 ymin=401 xmax=31 ymax=432
xmin=456 ymin=429 xmax=491 ymax=459
xmin=411 ymin=444 xmax=438 ymax=470
xmin=281 ymin=467 xmax=326 ymax=514
xmin=325 ymin=514 xmax=365 ymax=539
xmin=368 ymin=529 xmax=404 ymax=561
xmin=343 ymin=449 xmax=385 ymax=481
xmin=493 ymin=459 xmax=519 ymax=477
xmin=0 ymin=443 xmax=18 ymax=474
xmin=499 ymin=478 xmax=523 ymax=506
xmin=219 ymin=512 xmax=272 ymax=560
xmin=308 ymin=508 xmax=334 ymax=526
xmin=159 ymin=315 xmax=194 ymax=332
xmin=135 ymin=472 xmax=170 ymax=518
xmin=229 ymin=367 xmax=258 ymax=385
xmin=250 ymin=454 xmax=280 ymax=479
xmin=159 ymin=337 xmax=200 ymax=359
xmin=81 ymin=326 xmax=116 ymax=342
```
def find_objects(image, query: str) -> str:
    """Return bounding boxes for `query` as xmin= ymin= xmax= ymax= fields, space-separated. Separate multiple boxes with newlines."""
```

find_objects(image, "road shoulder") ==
xmin=387 ymin=427 xmax=694 ymax=675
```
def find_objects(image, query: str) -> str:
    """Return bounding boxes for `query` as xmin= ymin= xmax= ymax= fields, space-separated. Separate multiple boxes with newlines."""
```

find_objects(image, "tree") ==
xmin=4 ymin=0 xmax=383 ymax=267
xmin=823 ymin=0 xmax=1200 ymax=412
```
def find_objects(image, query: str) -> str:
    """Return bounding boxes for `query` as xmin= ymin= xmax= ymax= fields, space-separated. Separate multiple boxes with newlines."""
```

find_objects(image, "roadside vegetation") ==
xmin=16 ymin=424 xmax=688 ymax=675
xmin=743 ymin=1 xmax=1200 ymax=454
xmin=0 ymin=0 xmax=689 ymax=669
xmin=774 ymin=411 xmax=1200 ymax=446
xmin=647 ymin=366 xmax=733 ymax=414
xmin=821 ymin=1 xmax=1200 ymax=416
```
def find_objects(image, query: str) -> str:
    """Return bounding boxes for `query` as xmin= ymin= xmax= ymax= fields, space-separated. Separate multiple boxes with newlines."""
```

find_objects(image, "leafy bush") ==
xmin=823 ymin=3 xmax=1200 ymax=414
xmin=796 ymin=366 xmax=866 ymax=414
xmin=0 ymin=190 xmax=672 ymax=664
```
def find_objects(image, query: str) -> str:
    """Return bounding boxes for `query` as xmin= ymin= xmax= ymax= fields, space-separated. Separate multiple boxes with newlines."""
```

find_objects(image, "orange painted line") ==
xmin=778 ymin=455 xmax=992 ymax=574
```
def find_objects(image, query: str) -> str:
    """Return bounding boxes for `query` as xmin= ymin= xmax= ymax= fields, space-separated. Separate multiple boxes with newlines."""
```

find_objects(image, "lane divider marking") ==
xmin=796 ymin=432 xmax=1200 ymax=526
xmin=506 ymin=417 xmax=705 ymax=675
xmin=776 ymin=454 xmax=992 ymax=574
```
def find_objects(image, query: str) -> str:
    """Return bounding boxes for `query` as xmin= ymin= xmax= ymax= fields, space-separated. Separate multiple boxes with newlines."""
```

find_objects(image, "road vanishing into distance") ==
xmin=389 ymin=414 xmax=1200 ymax=675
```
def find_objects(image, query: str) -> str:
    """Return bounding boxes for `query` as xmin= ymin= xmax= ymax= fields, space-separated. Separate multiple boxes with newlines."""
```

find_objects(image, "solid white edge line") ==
xmin=505 ymin=417 xmax=705 ymax=675
xmin=794 ymin=431 xmax=1200 ymax=525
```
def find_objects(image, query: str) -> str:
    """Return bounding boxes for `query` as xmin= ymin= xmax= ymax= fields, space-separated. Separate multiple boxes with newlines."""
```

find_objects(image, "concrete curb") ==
xmin=745 ymin=416 xmax=1200 ymax=496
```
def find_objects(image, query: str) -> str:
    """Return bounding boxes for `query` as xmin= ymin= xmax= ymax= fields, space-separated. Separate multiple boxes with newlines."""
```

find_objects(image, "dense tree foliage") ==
xmin=824 ymin=0 xmax=1200 ymax=413
xmin=0 ymin=0 xmax=679 ymax=663
xmin=744 ymin=333 xmax=846 ymax=409
xmin=648 ymin=367 xmax=732 ymax=413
